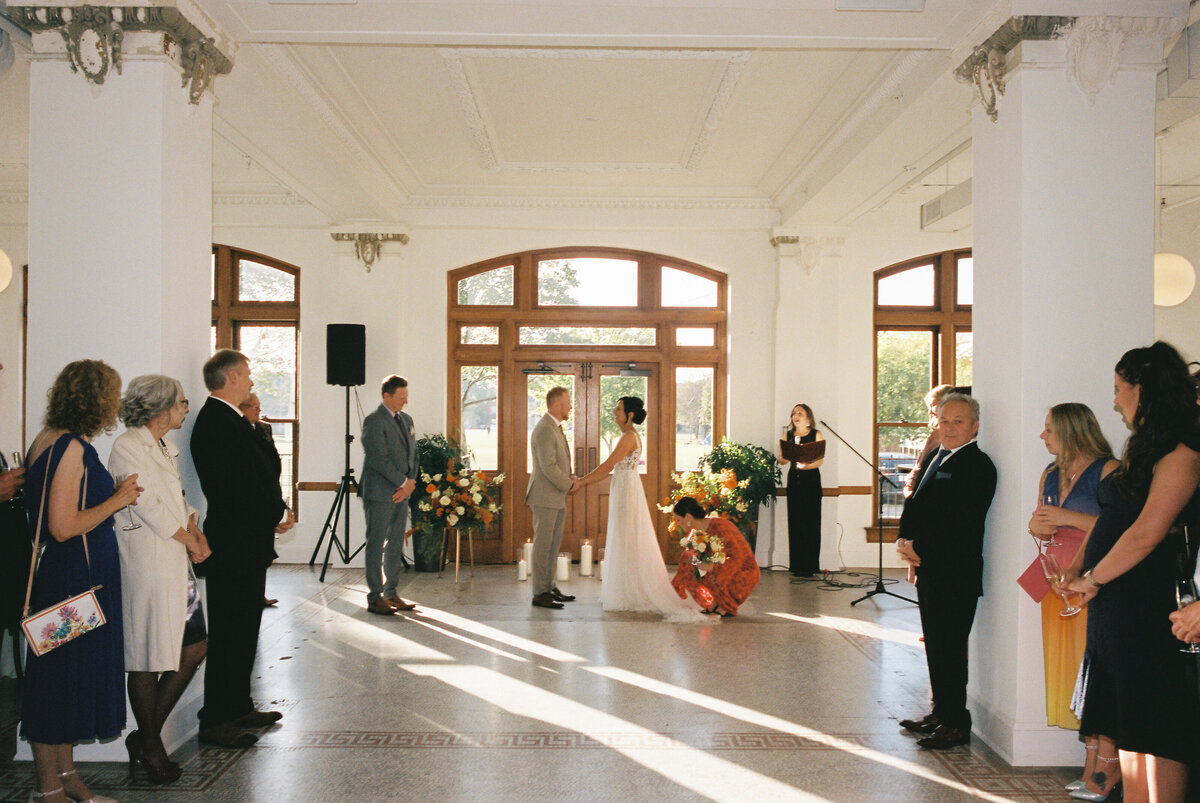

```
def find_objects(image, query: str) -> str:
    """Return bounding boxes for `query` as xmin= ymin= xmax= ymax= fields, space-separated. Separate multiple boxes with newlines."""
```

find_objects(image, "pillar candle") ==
xmin=597 ymin=548 xmax=604 ymax=580
xmin=523 ymin=539 xmax=533 ymax=566
xmin=517 ymin=558 xmax=528 ymax=581
xmin=556 ymin=552 xmax=570 ymax=582
xmin=579 ymin=542 xmax=593 ymax=576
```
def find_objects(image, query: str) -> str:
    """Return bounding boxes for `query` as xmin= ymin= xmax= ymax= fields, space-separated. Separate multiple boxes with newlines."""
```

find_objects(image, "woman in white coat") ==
xmin=109 ymin=375 xmax=210 ymax=784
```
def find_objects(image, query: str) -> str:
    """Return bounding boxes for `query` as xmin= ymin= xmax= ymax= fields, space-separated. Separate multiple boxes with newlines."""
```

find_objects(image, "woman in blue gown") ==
xmin=22 ymin=360 xmax=140 ymax=803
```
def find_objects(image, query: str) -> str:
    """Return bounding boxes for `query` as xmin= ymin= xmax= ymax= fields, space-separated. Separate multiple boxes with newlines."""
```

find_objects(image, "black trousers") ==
xmin=917 ymin=581 xmax=979 ymax=732
xmin=199 ymin=563 xmax=267 ymax=728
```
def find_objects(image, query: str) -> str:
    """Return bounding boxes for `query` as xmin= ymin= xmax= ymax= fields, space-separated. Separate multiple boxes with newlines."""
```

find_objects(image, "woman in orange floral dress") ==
xmin=670 ymin=497 xmax=760 ymax=616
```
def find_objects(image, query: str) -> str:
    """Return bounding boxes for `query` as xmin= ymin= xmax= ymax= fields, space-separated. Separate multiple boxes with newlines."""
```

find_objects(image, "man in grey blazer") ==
xmin=360 ymin=375 xmax=420 ymax=616
xmin=526 ymin=386 xmax=578 ymax=609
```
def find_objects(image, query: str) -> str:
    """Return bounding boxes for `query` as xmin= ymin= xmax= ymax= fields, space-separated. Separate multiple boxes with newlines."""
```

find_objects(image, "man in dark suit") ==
xmin=359 ymin=374 xmax=419 ymax=616
xmin=896 ymin=393 xmax=996 ymax=750
xmin=191 ymin=350 xmax=294 ymax=747
xmin=240 ymin=393 xmax=283 ymax=608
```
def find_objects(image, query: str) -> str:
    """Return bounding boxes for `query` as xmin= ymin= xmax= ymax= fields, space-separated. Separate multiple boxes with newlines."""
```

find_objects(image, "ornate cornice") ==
xmin=213 ymin=191 xmax=310 ymax=207
xmin=406 ymin=195 xmax=774 ymax=211
xmin=10 ymin=4 xmax=233 ymax=102
xmin=954 ymin=16 xmax=1073 ymax=122
xmin=331 ymin=231 xmax=409 ymax=272
xmin=1060 ymin=16 xmax=1184 ymax=106
xmin=439 ymin=48 xmax=749 ymax=174
xmin=771 ymin=233 xmax=844 ymax=275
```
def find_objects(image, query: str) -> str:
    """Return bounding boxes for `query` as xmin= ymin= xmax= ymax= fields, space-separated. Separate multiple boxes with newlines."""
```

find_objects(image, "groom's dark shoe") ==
xmin=899 ymin=713 xmax=941 ymax=735
xmin=532 ymin=593 xmax=564 ymax=609
xmin=550 ymin=587 xmax=576 ymax=602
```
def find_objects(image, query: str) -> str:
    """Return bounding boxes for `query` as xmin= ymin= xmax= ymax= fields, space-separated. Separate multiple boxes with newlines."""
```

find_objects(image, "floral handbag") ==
xmin=20 ymin=447 xmax=106 ymax=657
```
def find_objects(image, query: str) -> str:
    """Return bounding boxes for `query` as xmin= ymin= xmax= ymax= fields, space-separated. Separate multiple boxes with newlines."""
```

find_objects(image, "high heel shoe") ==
xmin=123 ymin=730 xmax=182 ymax=785
xmin=55 ymin=770 xmax=116 ymax=803
xmin=29 ymin=788 xmax=65 ymax=802
xmin=1069 ymin=754 xmax=1121 ymax=801
xmin=1066 ymin=742 xmax=1098 ymax=790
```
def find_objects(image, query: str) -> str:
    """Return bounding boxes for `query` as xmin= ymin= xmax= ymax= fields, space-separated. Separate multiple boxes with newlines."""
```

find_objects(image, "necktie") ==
xmin=915 ymin=449 xmax=949 ymax=494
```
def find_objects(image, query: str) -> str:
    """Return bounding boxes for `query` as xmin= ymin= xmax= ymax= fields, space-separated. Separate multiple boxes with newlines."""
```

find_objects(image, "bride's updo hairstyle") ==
xmin=673 ymin=496 xmax=707 ymax=519
xmin=619 ymin=396 xmax=647 ymax=425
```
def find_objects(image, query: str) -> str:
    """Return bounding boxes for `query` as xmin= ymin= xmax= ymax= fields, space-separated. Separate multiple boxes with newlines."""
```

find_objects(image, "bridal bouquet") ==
xmin=678 ymin=527 xmax=727 ymax=574
xmin=412 ymin=466 xmax=505 ymax=534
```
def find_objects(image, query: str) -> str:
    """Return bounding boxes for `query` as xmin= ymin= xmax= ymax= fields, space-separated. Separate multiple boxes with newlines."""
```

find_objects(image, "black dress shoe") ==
xmin=235 ymin=710 xmax=283 ymax=728
xmin=899 ymin=713 xmax=941 ymax=735
xmin=917 ymin=724 xmax=970 ymax=750
xmin=532 ymin=592 xmax=564 ymax=609
xmin=550 ymin=587 xmax=576 ymax=602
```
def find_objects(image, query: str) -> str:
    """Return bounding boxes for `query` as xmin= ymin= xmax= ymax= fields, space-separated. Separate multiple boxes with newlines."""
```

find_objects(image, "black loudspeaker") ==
xmin=326 ymin=324 xmax=365 ymax=387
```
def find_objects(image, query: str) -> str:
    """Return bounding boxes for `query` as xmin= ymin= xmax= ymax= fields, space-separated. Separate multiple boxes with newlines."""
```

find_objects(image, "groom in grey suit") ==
xmin=360 ymin=375 xmax=420 ymax=616
xmin=526 ymin=386 xmax=578 ymax=609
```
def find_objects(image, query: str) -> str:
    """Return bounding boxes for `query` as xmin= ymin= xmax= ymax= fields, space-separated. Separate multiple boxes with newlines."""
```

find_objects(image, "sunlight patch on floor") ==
xmin=295 ymin=598 xmax=451 ymax=661
xmin=400 ymin=664 xmax=827 ymax=802
xmin=765 ymin=611 xmax=923 ymax=647
xmin=585 ymin=666 xmax=1009 ymax=803
xmin=414 ymin=606 xmax=587 ymax=663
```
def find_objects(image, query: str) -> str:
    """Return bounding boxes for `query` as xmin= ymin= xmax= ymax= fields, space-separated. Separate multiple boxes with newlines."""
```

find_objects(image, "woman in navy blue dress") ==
xmin=22 ymin=360 xmax=140 ymax=803
xmin=1066 ymin=342 xmax=1200 ymax=802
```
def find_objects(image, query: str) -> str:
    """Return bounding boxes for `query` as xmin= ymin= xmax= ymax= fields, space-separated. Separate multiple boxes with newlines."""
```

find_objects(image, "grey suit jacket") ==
xmin=525 ymin=412 xmax=573 ymax=509
xmin=360 ymin=404 xmax=419 ymax=503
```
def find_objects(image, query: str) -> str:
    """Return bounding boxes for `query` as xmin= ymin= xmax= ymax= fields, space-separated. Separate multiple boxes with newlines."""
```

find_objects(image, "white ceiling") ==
xmin=2 ymin=0 xmax=1199 ymax=229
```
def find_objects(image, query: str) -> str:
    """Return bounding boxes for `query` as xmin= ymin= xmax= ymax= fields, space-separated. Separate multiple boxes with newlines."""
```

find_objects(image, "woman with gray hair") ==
xmin=109 ymin=374 xmax=210 ymax=785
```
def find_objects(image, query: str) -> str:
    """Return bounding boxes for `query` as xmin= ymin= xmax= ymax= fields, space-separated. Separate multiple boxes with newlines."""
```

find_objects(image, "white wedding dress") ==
xmin=600 ymin=438 xmax=712 ymax=623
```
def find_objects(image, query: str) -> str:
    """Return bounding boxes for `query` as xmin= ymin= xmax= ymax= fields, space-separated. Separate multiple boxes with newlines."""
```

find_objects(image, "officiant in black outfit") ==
xmin=896 ymin=392 xmax=996 ymax=750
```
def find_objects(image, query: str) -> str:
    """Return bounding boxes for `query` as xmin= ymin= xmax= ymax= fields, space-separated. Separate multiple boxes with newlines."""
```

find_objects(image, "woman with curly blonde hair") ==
xmin=22 ymin=360 xmax=140 ymax=803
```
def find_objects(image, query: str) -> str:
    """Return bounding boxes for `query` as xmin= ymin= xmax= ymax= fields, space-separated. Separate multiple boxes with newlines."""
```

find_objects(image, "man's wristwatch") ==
xmin=1082 ymin=569 xmax=1104 ymax=589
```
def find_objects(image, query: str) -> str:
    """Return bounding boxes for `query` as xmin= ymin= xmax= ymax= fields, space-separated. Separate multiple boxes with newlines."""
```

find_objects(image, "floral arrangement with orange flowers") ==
xmin=412 ymin=466 xmax=505 ymax=534
xmin=657 ymin=465 xmax=753 ymax=532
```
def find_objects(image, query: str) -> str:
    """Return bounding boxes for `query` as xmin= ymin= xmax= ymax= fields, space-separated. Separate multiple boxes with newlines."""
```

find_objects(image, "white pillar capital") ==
xmin=770 ymin=229 xmax=844 ymax=277
xmin=954 ymin=12 xmax=1184 ymax=121
xmin=10 ymin=2 xmax=234 ymax=103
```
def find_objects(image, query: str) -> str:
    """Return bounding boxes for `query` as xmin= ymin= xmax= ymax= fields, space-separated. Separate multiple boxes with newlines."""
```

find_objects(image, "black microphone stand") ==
xmin=818 ymin=420 xmax=916 ymax=607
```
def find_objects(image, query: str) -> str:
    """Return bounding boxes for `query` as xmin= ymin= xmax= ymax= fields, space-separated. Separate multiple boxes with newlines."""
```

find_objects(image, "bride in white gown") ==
xmin=574 ymin=397 xmax=712 ymax=623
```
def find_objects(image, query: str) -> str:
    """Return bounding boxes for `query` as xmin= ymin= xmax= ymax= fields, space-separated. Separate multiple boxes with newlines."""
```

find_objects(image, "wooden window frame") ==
xmin=212 ymin=244 xmax=301 ymax=516
xmin=872 ymin=249 xmax=971 ymax=535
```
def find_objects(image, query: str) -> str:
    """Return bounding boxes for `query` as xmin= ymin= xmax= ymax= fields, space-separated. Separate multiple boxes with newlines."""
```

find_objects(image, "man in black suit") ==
xmin=896 ymin=393 xmax=996 ymax=750
xmin=240 ymin=393 xmax=283 ymax=608
xmin=192 ymin=350 xmax=295 ymax=747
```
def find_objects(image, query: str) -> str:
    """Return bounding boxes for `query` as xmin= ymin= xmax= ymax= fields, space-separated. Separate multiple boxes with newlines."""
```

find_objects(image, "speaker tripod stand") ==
xmin=818 ymin=420 xmax=916 ymax=607
xmin=309 ymin=385 xmax=364 ymax=581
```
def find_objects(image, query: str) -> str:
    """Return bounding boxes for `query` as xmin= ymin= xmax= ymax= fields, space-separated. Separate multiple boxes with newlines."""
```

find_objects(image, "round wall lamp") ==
xmin=0 ymin=248 xmax=12 ymax=294
xmin=1153 ymin=252 xmax=1196 ymax=307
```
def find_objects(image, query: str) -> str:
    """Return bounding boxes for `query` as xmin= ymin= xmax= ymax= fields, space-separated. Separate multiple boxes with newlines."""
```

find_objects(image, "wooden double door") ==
xmin=512 ymin=359 xmax=661 ymax=560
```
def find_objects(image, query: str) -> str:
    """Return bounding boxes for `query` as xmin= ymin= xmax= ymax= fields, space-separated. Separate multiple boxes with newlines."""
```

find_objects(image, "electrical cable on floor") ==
xmin=774 ymin=523 xmax=906 ymax=591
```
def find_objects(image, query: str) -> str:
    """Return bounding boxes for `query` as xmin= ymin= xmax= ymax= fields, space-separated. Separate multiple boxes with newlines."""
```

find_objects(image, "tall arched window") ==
xmin=211 ymin=245 xmax=300 ymax=513
xmin=448 ymin=247 xmax=727 ymax=562
xmin=873 ymin=249 xmax=972 ymax=529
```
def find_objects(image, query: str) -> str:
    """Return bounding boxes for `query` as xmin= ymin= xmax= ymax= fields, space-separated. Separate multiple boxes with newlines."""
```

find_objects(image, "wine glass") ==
xmin=1039 ymin=553 xmax=1080 ymax=617
xmin=111 ymin=473 xmax=141 ymax=531
xmin=11 ymin=451 xmax=24 ymax=468
xmin=1041 ymin=493 xmax=1062 ymax=547
xmin=1175 ymin=579 xmax=1200 ymax=654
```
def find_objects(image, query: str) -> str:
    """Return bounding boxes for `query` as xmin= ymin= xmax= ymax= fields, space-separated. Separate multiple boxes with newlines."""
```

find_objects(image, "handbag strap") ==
xmin=22 ymin=441 xmax=56 ymax=619
xmin=21 ymin=442 xmax=97 ymax=619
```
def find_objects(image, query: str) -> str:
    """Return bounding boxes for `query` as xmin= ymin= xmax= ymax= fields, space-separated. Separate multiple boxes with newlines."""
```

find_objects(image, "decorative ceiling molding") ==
xmin=1060 ymin=16 xmax=1183 ymax=106
xmin=214 ymin=191 xmax=310 ymax=206
xmin=771 ymin=232 xmax=843 ymax=275
xmin=953 ymin=16 xmax=1073 ymax=122
xmin=331 ymin=231 xmax=409 ymax=272
xmin=406 ymin=195 xmax=774 ymax=211
xmin=438 ymin=48 xmax=749 ymax=173
xmin=10 ymin=4 xmax=233 ymax=102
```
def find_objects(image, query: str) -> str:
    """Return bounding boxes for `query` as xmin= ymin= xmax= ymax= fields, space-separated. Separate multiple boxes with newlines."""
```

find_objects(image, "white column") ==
xmin=22 ymin=52 xmax=216 ymax=760
xmin=968 ymin=17 xmax=1173 ymax=765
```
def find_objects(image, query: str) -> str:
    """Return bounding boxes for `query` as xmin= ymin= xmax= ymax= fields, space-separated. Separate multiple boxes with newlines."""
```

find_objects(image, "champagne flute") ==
xmin=1041 ymin=493 xmax=1062 ymax=547
xmin=1175 ymin=579 xmax=1200 ymax=654
xmin=1040 ymin=553 xmax=1080 ymax=617
xmin=111 ymin=473 xmax=141 ymax=531
xmin=11 ymin=450 xmax=24 ymax=468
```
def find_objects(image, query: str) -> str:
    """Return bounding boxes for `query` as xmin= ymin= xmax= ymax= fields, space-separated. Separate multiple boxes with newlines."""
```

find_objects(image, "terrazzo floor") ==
xmin=0 ymin=564 xmax=1079 ymax=802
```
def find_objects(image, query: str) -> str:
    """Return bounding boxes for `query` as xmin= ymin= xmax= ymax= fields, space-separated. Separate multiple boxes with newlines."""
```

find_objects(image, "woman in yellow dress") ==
xmin=1026 ymin=403 xmax=1117 ymax=796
